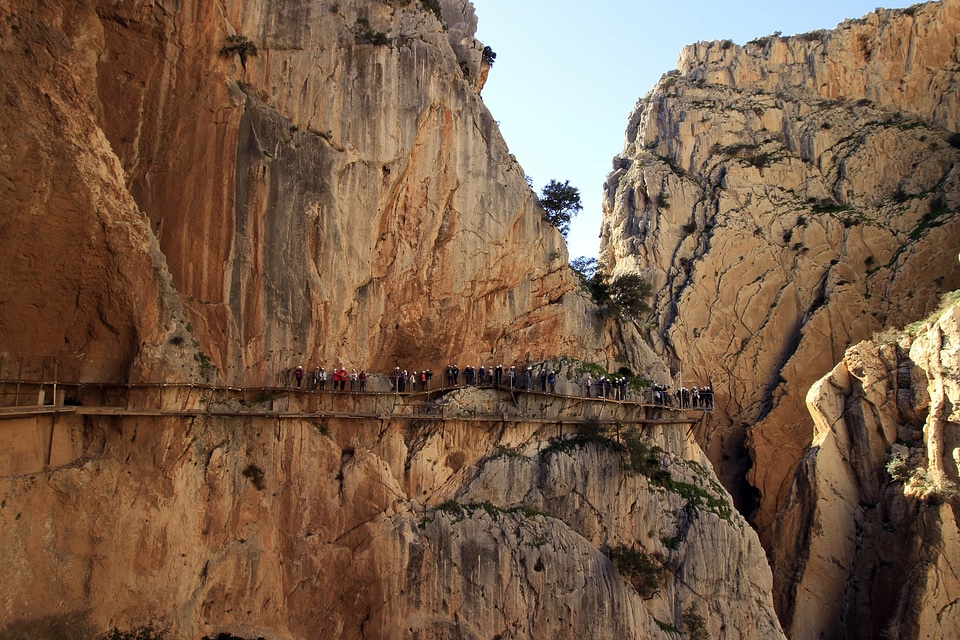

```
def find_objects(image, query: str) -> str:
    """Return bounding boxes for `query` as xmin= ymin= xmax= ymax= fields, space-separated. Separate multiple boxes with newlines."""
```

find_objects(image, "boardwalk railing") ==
xmin=0 ymin=353 xmax=713 ymax=424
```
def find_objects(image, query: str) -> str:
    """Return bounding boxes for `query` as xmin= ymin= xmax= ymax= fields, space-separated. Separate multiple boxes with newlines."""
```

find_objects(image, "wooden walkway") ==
xmin=0 ymin=380 xmax=705 ymax=427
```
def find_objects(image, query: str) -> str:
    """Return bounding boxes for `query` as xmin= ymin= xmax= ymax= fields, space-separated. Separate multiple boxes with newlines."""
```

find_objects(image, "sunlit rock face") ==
xmin=0 ymin=389 xmax=784 ymax=639
xmin=601 ymin=0 xmax=960 ymax=549
xmin=773 ymin=300 xmax=960 ymax=640
xmin=0 ymin=0 xmax=667 ymax=388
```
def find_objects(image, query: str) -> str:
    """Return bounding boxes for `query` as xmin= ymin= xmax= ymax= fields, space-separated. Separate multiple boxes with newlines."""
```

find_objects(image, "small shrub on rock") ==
xmin=609 ymin=545 xmax=665 ymax=598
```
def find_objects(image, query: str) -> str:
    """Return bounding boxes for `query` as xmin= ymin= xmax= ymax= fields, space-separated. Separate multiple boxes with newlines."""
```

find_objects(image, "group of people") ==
xmin=391 ymin=364 xmax=536 ymax=391
xmin=648 ymin=382 xmax=713 ymax=409
xmin=391 ymin=368 xmax=433 ymax=392
xmin=289 ymin=362 xmax=713 ymax=410
xmin=439 ymin=364 xmax=560 ymax=392
xmin=293 ymin=365 xmax=367 ymax=392
xmin=580 ymin=374 xmax=630 ymax=400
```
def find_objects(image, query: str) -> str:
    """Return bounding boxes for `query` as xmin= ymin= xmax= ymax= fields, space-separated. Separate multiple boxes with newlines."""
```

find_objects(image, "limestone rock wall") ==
xmin=600 ymin=0 xmax=960 ymax=547
xmin=772 ymin=300 xmax=960 ymax=639
xmin=0 ymin=1 xmax=199 ymax=383
xmin=0 ymin=0 xmax=661 ymax=387
xmin=0 ymin=395 xmax=783 ymax=639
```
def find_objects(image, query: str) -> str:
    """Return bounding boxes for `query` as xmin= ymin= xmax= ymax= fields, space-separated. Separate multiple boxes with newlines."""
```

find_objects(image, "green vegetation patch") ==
xmin=609 ymin=545 xmax=665 ymax=598
xmin=219 ymin=35 xmax=257 ymax=67
xmin=354 ymin=18 xmax=390 ymax=45
xmin=194 ymin=350 xmax=218 ymax=381
xmin=242 ymin=463 xmax=266 ymax=491
xmin=810 ymin=200 xmax=852 ymax=214
xmin=621 ymin=428 xmax=733 ymax=520
xmin=433 ymin=500 xmax=550 ymax=523
xmin=100 ymin=625 xmax=167 ymax=640
xmin=909 ymin=200 xmax=955 ymax=240
xmin=421 ymin=0 xmax=443 ymax=22
xmin=654 ymin=618 xmax=682 ymax=635
xmin=493 ymin=444 xmax=525 ymax=459
xmin=540 ymin=431 xmax=616 ymax=458
xmin=905 ymin=289 xmax=960 ymax=335
xmin=682 ymin=606 xmax=709 ymax=640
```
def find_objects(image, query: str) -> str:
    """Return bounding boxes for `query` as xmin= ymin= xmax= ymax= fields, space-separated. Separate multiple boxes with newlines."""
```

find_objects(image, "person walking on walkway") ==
xmin=294 ymin=366 xmax=304 ymax=388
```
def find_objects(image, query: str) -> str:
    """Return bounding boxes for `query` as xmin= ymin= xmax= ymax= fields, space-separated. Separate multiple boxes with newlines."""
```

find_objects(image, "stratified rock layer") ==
xmin=773 ymin=300 xmax=960 ymax=640
xmin=0 ymin=392 xmax=784 ymax=639
xmin=601 ymin=0 xmax=960 ymax=547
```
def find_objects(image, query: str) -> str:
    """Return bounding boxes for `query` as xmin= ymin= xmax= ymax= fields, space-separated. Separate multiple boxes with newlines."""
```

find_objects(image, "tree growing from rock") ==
xmin=539 ymin=179 xmax=582 ymax=238
xmin=570 ymin=256 xmax=597 ymax=280
xmin=571 ymin=260 xmax=652 ymax=319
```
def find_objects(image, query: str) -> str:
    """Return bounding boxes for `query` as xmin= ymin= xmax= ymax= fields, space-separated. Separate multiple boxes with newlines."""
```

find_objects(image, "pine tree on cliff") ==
xmin=539 ymin=179 xmax=582 ymax=238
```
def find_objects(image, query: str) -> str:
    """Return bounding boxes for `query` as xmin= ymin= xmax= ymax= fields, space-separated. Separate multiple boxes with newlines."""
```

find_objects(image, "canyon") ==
xmin=1 ymin=0 xmax=959 ymax=638
xmin=601 ymin=0 xmax=960 ymax=611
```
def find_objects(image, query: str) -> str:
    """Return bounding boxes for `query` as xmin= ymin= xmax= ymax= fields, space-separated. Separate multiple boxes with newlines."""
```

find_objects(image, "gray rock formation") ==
xmin=600 ymin=0 xmax=960 ymax=551
xmin=773 ymin=296 xmax=960 ymax=639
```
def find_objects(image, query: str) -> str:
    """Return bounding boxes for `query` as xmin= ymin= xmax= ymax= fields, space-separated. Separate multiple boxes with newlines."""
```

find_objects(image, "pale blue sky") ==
xmin=472 ymin=0 xmax=916 ymax=259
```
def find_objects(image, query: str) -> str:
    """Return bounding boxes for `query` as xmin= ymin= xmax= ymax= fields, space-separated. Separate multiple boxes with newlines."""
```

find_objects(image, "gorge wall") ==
xmin=0 ymin=390 xmax=784 ymax=639
xmin=0 ymin=0 xmax=667 ymax=388
xmin=0 ymin=0 xmax=777 ymax=638
xmin=600 ymin=0 xmax=960 ymax=551
xmin=772 ymin=296 xmax=960 ymax=639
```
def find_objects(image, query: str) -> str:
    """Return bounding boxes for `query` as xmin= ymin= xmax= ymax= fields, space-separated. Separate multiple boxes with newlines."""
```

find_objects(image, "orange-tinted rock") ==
xmin=0 ymin=0 xmax=663 ymax=388
xmin=0 ymin=395 xmax=784 ymax=639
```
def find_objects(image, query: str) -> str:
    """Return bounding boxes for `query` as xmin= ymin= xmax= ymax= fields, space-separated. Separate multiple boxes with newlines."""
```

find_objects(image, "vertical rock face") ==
xmin=600 ymin=0 xmax=960 ymax=546
xmin=0 ymin=401 xmax=783 ymax=639
xmin=0 ymin=1 xmax=198 ymax=383
xmin=773 ymin=299 xmax=960 ymax=639
xmin=0 ymin=0 xmax=662 ymax=386
xmin=0 ymin=1 xmax=773 ymax=637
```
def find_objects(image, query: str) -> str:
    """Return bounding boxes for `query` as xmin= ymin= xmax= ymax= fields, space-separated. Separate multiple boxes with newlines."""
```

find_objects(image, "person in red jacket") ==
xmin=331 ymin=367 xmax=341 ymax=392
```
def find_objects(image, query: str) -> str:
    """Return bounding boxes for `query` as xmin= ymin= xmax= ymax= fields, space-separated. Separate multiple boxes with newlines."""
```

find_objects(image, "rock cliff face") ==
xmin=0 ymin=392 xmax=784 ymax=639
xmin=0 ymin=0 xmax=775 ymax=638
xmin=0 ymin=0 xmax=664 ymax=387
xmin=600 ymin=0 xmax=960 ymax=547
xmin=772 ymin=297 xmax=960 ymax=639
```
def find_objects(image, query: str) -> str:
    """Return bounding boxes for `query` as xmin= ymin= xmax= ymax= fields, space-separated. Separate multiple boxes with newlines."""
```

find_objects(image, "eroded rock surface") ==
xmin=0 ymin=0 xmax=662 ymax=387
xmin=600 ymin=0 xmax=960 ymax=547
xmin=772 ymin=300 xmax=960 ymax=639
xmin=0 ymin=393 xmax=783 ymax=639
